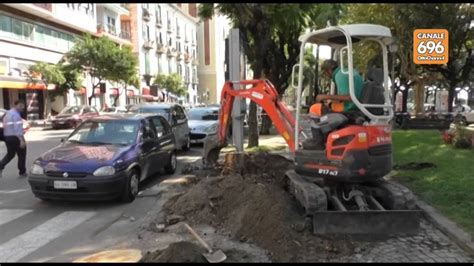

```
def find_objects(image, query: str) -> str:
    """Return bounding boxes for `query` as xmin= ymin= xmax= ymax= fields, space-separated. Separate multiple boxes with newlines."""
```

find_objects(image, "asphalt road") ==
xmin=0 ymin=128 xmax=203 ymax=262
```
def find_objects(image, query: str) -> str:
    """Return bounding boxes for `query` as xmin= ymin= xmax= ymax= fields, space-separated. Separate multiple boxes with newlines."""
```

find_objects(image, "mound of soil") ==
xmin=140 ymin=241 xmax=207 ymax=263
xmin=165 ymin=152 xmax=358 ymax=262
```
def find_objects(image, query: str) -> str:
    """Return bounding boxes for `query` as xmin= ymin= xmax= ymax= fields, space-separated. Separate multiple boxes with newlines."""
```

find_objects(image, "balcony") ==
xmin=143 ymin=39 xmax=154 ymax=50
xmin=156 ymin=19 xmax=163 ymax=28
xmin=156 ymin=43 xmax=167 ymax=54
xmin=167 ymin=21 xmax=173 ymax=33
xmin=192 ymin=78 xmax=199 ymax=85
xmin=167 ymin=48 xmax=177 ymax=58
xmin=191 ymin=40 xmax=196 ymax=47
xmin=184 ymin=53 xmax=191 ymax=64
xmin=176 ymin=28 xmax=181 ymax=39
xmin=119 ymin=31 xmax=131 ymax=40
xmin=176 ymin=52 xmax=184 ymax=61
xmin=184 ymin=37 xmax=189 ymax=43
xmin=143 ymin=8 xmax=151 ymax=22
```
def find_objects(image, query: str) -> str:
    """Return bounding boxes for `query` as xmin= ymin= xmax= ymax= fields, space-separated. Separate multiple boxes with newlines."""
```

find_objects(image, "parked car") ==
xmin=100 ymin=106 xmax=127 ymax=115
xmin=128 ymin=103 xmax=191 ymax=151
xmin=28 ymin=114 xmax=177 ymax=202
xmin=0 ymin=108 xmax=31 ymax=134
xmin=187 ymin=106 xmax=220 ymax=144
xmin=454 ymin=104 xmax=474 ymax=125
xmin=50 ymin=106 xmax=99 ymax=129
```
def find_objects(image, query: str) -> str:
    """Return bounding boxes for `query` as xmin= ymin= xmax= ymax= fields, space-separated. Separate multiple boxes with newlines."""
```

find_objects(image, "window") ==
xmin=0 ymin=15 xmax=11 ymax=36
xmin=107 ymin=16 xmax=116 ymax=34
xmin=157 ymin=56 xmax=161 ymax=74
xmin=35 ymin=26 xmax=45 ymax=44
xmin=141 ymin=119 xmax=156 ymax=140
xmin=168 ymin=58 xmax=172 ymax=74
xmin=0 ymin=59 xmax=8 ymax=76
xmin=156 ymin=5 xmax=161 ymax=23
xmin=177 ymin=64 xmax=182 ymax=77
xmin=146 ymin=25 xmax=150 ymax=40
xmin=175 ymin=106 xmax=186 ymax=120
xmin=145 ymin=52 xmax=150 ymax=74
xmin=12 ymin=19 xmax=22 ymax=38
xmin=168 ymin=37 xmax=172 ymax=47
xmin=59 ymin=32 xmax=69 ymax=50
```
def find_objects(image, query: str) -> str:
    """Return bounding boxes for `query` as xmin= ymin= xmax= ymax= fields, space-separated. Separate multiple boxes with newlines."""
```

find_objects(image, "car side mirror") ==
xmin=60 ymin=138 xmax=65 ymax=143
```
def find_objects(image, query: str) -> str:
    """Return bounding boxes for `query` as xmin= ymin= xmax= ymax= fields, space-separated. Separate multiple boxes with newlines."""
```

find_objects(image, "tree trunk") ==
xmin=259 ymin=114 xmax=271 ymax=135
xmin=448 ymin=81 xmax=456 ymax=113
xmin=414 ymin=81 xmax=425 ymax=117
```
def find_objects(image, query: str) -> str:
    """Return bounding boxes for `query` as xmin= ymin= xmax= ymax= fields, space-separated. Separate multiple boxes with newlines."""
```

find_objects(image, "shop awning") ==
xmin=110 ymin=88 xmax=119 ymax=96
xmin=142 ymin=86 xmax=150 ymax=95
xmin=0 ymin=76 xmax=48 ymax=90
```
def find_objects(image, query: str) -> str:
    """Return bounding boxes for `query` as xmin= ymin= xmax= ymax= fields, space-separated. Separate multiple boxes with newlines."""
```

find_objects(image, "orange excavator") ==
xmin=203 ymin=24 xmax=421 ymax=235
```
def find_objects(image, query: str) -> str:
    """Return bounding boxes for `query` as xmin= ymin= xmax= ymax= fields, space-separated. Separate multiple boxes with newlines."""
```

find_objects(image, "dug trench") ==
xmin=140 ymin=152 xmax=371 ymax=262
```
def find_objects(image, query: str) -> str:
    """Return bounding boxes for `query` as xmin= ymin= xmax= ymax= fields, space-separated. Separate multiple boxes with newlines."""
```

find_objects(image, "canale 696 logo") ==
xmin=413 ymin=29 xmax=449 ymax=65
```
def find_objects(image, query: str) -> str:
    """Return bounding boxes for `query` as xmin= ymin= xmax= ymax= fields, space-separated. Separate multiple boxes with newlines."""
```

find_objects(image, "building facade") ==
xmin=129 ymin=3 xmax=199 ymax=106
xmin=0 ymin=3 xmax=132 ymax=120
xmin=196 ymin=13 xmax=232 ymax=105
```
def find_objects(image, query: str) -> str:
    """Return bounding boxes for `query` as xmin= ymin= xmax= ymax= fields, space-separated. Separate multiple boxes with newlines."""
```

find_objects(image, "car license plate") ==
xmin=53 ymin=180 xmax=77 ymax=189
xmin=191 ymin=139 xmax=198 ymax=143
xmin=58 ymin=121 xmax=65 ymax=124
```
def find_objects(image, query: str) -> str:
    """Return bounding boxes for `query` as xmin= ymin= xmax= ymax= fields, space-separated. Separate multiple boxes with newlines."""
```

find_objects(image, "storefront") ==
xmin=0 ymin=76 xmax=48 ymax=120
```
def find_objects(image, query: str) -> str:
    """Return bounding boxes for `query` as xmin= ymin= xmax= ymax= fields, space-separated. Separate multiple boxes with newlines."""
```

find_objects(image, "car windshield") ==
xmin=188 ymin=108 xmax=219 ymax=120
xmin=60 ymin=106 xmax=81 ymax=115
xmin=67 ymin=120 xmax=139 ymax=146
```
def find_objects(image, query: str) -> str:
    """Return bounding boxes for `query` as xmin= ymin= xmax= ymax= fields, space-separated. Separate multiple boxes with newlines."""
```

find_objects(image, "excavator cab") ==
xmin=293 ymin=24 xmax=395 ymax=183
xmin=203 ymin=24 xmax=421 ymax=236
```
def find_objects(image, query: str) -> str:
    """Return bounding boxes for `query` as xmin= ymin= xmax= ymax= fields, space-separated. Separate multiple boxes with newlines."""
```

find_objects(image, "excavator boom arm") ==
xmin=216 ymin=79 xmax=298 ymax=152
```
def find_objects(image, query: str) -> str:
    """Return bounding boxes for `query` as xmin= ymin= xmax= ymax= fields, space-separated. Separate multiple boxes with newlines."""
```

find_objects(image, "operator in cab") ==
xmin=304 ymin=59 xmax=364 ymax=150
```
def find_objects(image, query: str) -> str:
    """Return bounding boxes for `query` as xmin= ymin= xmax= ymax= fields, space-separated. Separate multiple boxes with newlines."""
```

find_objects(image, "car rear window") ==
xmin=131 ymin=107 xmax=171 ymax=121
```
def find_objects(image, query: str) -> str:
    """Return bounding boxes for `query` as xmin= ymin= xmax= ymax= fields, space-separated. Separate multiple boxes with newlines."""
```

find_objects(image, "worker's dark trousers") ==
xmin=0 ymin=136 xmax=27 ymax=175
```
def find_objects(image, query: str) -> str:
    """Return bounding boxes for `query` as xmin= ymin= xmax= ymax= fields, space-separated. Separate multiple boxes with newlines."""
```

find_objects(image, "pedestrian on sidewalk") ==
xmin=0 ymin=100 xmax=27 ymax=178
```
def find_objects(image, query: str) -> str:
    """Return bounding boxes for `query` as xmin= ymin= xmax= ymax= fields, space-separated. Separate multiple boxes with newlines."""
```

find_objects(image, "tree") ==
xmin=28 ymin=62 xmax=82 ymax=117
xmin=153 ymin=73 xmax=187 ymax=99
xmin=63 ymin=34 xmax=139 ymax=105
xmin=199 ymin=4 xmax=343 ymax=146
xmin=343 ymin=4 xmax=473 ymax=114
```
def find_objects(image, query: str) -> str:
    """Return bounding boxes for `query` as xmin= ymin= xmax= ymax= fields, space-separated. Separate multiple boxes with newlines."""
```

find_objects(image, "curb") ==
xmin=415 ymin=199 xmax=474 ymax=257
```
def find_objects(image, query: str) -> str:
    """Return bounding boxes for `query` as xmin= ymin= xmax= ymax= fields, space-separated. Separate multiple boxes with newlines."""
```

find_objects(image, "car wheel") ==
xmin=121 ymin=169 xmax=140 ymax=203
xmin=182 ymin=137 xmax=191 ymax=151
xmin=164 ymin=152 xmax=177 ymax=174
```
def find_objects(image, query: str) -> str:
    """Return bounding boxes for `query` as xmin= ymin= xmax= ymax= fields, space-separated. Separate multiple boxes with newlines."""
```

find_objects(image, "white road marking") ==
xmin=0 ymin=209 xmax=32 ymax=227
xmin=0 ymin=189 xmax=29 ymax=194
xmin=0 ymin=211 xmax=96 ymax=262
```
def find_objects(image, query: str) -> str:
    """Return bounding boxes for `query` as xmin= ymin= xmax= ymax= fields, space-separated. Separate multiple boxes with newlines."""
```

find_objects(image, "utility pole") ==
xmin=229 ymin=28 xmax=244 ymax=153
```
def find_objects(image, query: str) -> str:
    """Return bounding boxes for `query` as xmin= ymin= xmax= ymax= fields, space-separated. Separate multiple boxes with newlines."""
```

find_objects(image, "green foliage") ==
xmin=27 ymin=62 xmax=82 ymax=99
xmin=393 ymin=130 xmax=474 ymax=236
xmin=453 ymin=124 xmax=473 ymax=149
xmin=153 ymin=73 xmax=187 ymax=96
xmin=63 ymin=34 xmax=139 ymax=99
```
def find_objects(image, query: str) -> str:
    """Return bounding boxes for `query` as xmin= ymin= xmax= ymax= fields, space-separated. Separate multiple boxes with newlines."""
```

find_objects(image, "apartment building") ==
xmin=196 ymin=12 xmax=232 ymax=105
xmin=0 ymin=3 xmax=132 ymax=120
xmin=129 ymin=3 xmax=199 ymax=106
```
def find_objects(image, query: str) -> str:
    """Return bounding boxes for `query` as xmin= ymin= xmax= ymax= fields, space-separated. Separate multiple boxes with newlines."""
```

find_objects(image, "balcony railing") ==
xmin=143 ymin=8 xmax=151 ymax=21
xmin=143 ymin=39 xmax=154 ymax=49
xmin=119 ymin=31 xmax=131 ymax=40
xmin=184 ymin=53 xmax=191 ymax=64
xmin=167 ymin=48 xmax=177 ymax=58
xmin=176 ymin=52 xmax=184 ymax=61
xmin=107 ymin=24 xmax=117 ymax=36
xmin=156 ymin=19 xmax=163 ymax=28
xmin=156 ymin=43 xmax=167 ymax=54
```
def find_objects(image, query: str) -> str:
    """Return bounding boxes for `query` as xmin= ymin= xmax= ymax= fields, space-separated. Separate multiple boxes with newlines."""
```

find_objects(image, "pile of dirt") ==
xmin=140 ymin=241 xmax=207 ymax=263
xmin=164 ymin=152 xmax=358 ymax=262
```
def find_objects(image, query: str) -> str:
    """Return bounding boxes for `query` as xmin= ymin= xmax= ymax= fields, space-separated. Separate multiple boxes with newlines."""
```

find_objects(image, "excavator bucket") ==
xmin=312 ymin=209 xmax=422 ymax=236
xmin=202 ymin=134 xmax=228 ymax=166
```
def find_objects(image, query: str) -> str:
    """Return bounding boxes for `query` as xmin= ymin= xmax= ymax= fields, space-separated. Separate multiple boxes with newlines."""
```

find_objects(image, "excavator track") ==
xmin=286 ymin=170 xmax=328 ymax=215
xmin=371 ymin=179 xmax=417 ymax=210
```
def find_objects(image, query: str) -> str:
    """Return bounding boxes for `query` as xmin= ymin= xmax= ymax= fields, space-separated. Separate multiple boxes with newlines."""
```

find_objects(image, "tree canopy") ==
xmin=63 ymin=34 xmax=139 ymax=105
xmin=153 ymin=73 xmax=187 ymax=97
